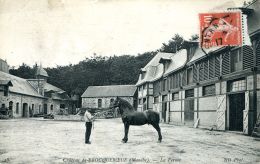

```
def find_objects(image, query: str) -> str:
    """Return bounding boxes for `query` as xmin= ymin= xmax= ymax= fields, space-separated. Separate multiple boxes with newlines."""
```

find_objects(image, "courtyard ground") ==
xmin=0 ymin=118 xmax=259 ymax=164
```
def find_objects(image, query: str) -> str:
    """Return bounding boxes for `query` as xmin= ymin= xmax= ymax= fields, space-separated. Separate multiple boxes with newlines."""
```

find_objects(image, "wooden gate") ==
xmin=216 ymin=95 xmax=226 ymax=130
xmin=243 ymin=91 xmax=249 ymax=134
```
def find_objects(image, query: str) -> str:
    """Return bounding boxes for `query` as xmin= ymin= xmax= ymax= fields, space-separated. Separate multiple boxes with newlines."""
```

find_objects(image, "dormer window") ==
xmin=0 ymin=80 xmax=13 ymax=96
xmin=159 ymin=58 xmax=171 ymax=73
xmin=140 ymin=69 xmax=146 ymax=80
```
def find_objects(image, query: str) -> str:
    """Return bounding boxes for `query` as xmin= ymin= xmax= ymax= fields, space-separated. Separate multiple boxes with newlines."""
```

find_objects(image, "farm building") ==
xmin=81 ymin=85 xmax=137 ymax=110
xmin=0 ymin=59 xmax=71 ymax=118
xmin=136 ymin=1 xmax=260 ymax=135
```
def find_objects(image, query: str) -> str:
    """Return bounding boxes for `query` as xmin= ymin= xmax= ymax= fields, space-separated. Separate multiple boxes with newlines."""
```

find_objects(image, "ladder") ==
xmin=251 ymin=112 xmax=260 ymax=137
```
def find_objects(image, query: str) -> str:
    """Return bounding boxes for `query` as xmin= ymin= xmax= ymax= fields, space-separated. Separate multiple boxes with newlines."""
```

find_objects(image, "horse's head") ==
xmin=111 ymin=96 xmax=120 ymax=108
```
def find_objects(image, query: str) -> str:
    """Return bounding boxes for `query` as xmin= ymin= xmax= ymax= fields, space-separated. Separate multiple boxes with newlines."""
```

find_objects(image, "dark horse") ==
xmin=112 ymin=97 xmax=162 ymax=143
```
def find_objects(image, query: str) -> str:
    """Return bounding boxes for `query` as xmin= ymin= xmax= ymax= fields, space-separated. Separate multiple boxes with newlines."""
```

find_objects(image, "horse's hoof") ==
xmin=158 ymin=140 xmax=162 ymax=143
xmin=122 ymin=139 xmax=127 ymax=143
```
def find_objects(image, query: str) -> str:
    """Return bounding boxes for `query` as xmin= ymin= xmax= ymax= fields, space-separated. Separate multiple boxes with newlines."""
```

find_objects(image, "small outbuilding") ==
xmin=81 ymin=85 xmax=137 ymax=110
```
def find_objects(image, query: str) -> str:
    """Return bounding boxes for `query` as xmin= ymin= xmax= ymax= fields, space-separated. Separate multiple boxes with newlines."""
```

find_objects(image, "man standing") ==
xmin=84 ymin=109 xmax=94 ymax=144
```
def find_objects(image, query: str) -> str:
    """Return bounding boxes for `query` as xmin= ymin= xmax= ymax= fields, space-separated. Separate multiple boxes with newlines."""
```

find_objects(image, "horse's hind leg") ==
xmin=122 ymin=122 xmax=129 ymax=143
xmin=152 ymin=123 xmax=162 ymax=143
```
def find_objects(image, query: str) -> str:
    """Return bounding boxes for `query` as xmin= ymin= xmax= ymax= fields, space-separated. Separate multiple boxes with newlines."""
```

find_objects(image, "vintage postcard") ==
xmin=0 ymin=0 xmax=259 ymax=164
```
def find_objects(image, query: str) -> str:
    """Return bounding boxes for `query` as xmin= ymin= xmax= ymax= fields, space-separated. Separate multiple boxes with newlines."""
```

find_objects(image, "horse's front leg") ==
xmin=122 ymin=122 xmax=129 ymax=143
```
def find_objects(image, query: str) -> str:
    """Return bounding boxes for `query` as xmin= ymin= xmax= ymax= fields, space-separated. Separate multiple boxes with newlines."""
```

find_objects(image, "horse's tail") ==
xmin=155 ymin=112 xmax=160 ymax=124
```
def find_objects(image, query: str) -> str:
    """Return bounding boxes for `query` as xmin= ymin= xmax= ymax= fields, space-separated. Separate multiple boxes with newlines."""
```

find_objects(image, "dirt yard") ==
xmin=0 ymin=118 xmax=259 ymax=164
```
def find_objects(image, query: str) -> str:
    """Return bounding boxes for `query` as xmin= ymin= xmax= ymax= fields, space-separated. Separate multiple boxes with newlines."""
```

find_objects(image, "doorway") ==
xmin=22 ymin=103 xmax=28 ymax=117
xmin=162 ymin=102 xmax=167 ymax=122
xmin=229 ymin=93 xmax=245 ymax=131
xmin=184 ymin=99 xmax=194 ymax=125
xmin=44 ymin=104 xmax=48 ymax=114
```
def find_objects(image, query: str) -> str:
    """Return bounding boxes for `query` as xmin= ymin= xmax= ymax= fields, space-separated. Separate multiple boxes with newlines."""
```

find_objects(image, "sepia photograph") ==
xmin=0 ymin=0 xmax=259 ymax=163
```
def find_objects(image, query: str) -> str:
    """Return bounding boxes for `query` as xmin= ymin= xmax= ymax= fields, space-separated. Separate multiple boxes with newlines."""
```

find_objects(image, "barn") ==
xmin=0 ymin=59 xmax=71 ymax=118
xmin=81 ymin=85 xmax=137 ymax=110
xmin=136 ymin=2 xmax=260 ymax=135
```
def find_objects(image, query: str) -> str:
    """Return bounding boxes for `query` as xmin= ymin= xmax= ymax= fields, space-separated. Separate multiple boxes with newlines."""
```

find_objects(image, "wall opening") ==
xmin=22 ymin=103 xmax=28 ymax=117
xmin=229 ymin=93 xmax=245 ymax=131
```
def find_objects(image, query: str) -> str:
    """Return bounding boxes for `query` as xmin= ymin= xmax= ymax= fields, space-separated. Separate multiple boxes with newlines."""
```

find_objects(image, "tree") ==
xmin=160 ymin=34 xmax=184 ymax=53
xmin=189 ymin=34 xmax=199 ymax=41
xmin=9 ymin=63 xmax=36 ymax=79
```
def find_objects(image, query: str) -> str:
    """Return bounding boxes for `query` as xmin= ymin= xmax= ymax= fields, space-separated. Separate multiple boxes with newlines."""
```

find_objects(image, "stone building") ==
xmin=0 ymin=61 xmax=70 ymax=118
xmin=136 ymin=2 xmax=260 ymax=135
xmin=81 ymin=85 xmax=137 ymax=109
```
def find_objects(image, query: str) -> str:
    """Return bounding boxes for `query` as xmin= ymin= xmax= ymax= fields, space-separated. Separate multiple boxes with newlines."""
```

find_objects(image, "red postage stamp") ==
xmin=199 ymin=12 xmax=242 ymax=48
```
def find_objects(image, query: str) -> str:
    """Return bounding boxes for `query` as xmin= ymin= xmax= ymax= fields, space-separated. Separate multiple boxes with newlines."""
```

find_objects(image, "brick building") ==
xmin=136 ymin=1 xmax=260 ymax=135
xmin=0 ymin=60 xmax=70 ymax=118
xmin=81 ymin=85 xmax=137 ymax=109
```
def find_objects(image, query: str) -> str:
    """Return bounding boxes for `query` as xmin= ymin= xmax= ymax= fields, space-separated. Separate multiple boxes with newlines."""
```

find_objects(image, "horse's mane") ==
xmin=118 ymin=97 xmax=134 ymax=111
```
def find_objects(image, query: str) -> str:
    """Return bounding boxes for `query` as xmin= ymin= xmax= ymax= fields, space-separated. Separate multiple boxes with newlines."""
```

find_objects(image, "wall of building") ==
xmin=0 ymin=91 xmax=69 ymax=118
xmin=197 ymin=96 xmax=217 ymax=127
xmin=137 ymin=83 xmax=154 ymax=111
xmin=82 ymin=96 xmax=134 ymax=109
xmin=169 ymin=100 xmax=182 ymax=124
xmin=0 ymin=92 xmax=45 ymax=118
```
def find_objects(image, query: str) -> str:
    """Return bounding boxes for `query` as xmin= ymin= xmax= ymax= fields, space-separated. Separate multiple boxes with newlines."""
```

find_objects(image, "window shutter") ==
xmin=193 ymin=65 xmax=198 ymax=83
xmin=182 ymin=70 xmax=186 ymax=86
xmin=256 ymin=40 xmax=260 ymax=67
xmin=222 ymin=52 xmax=230 ymax=75
xmin=177 ymin=73 xmax=180 ymax=88
xmin=242 ymin=45 xmax=254 ymax=70
xmin=209 ymin=57 xmax=215 ymax=79
xmin=199 ymin=63 xmax=204 ymax=82
xmin=215 ymin=55 xmax=220 ymax=77
xmin=204 ymin=60 xmax=209 ymax=80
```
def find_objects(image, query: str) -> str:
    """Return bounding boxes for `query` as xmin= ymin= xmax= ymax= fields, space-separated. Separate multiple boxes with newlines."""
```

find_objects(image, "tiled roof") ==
xmin=136 ymin=50 xmax=187 ymax=86
xmin=163 ymin=49 xmax=187 ymax=76
xmin=81 ymin=85 xmax=137 ymax=98
xmin=0 ymin=71 xmax=43 ymax=97
xmin=44 ymin=83 xmax=65 ymax=93
xmin=187 ymin=46 xmax=224 ymax=65
xmin=136 ymin=52 xmax=173 ymax=86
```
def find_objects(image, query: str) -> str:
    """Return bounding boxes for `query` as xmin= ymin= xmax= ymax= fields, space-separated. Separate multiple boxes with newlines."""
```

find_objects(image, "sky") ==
xmin=0 ymin=0 xmax=245 ymax=68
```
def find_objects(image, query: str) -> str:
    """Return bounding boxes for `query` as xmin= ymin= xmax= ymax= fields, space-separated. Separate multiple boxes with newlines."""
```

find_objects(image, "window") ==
xmin=141 ymin=72 xmax=145 ymax=79
xmin=153 ymin=81 xmax=160 ymax=95
xmin=50 ymin=104 xmax=53 ymax=111
xmin=154 ymin=96 xmax=159 ymax=103
xmin=203 ymin=84 xmax=216 ymax=96
xmin=16 ymin=103 xmax=19 ymax=114
xmin=231 ymin=49 xmax=242 ymax=72
xmin=172 ymin=92 xmax=179 ymax=100
xmin=228 ymin=79 xmax=246 ymax=92
xmin=98 ymin=99 xmax=102 ymax=108
xmin=187 ymin=68 xmax=193 ymax=85
xmin=143 ymin=98 xmax=146 ymax=103
xmin=39 ymin=105 xmax=41 ymax=113
xmin=32 ymin=104 xmax=34 ymax=115
xmin=2 ymin=86 xmax=8 ymax=96
xmin=185 ymin=89 xmax=194 ymax=98
xmin=162 ymin=95 xmax=167 ymax=102
xmin=138 ymin=99 xmax=142 ymax=105
xmin=163 ymin=79 xmax=167 ymax=91
xmin=9 ymin=101 xmax=13 ymax=111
